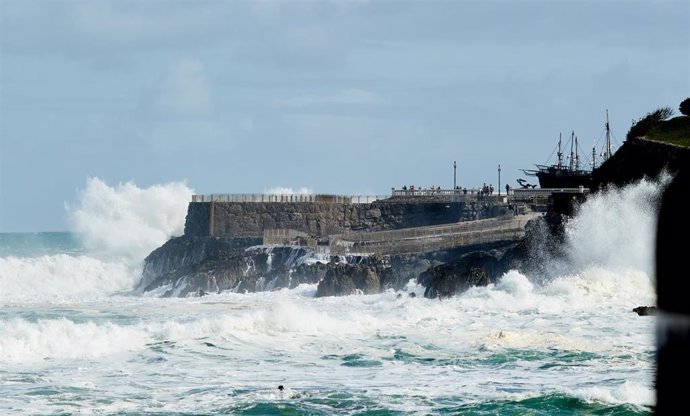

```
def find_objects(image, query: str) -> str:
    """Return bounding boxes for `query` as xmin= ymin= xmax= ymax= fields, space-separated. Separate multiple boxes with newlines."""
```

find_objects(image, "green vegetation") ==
xmin=646 ymin=116 xmax=690 ymax=147
xmin=627 ymin=98 xmax=690 ymax=148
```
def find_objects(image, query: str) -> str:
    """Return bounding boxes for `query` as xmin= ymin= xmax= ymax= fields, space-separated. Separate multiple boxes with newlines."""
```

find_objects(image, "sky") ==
xmin=1 ymin=0 xmax=688 ymax=232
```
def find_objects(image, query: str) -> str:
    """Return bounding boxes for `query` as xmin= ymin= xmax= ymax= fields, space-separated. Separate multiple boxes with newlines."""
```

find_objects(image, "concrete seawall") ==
xmin=183 ymin=200 xmax=508 ymax=238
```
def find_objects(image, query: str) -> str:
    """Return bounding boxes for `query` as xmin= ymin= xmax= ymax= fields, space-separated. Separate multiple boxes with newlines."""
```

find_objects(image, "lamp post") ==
xmin=453 ymin=161 xmax=457 ymax=202
xmin=498 ymin=164 xmax=501 ymax=196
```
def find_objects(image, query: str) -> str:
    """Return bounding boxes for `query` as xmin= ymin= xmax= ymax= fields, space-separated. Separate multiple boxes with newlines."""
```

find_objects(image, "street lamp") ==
xmin=498 ymin=164 xmax=501 ymax=196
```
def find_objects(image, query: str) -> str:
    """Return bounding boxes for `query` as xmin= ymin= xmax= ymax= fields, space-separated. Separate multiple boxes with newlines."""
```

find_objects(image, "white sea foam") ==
xmin=0 ymin=317 xmax=149 ymax=363
xmin=0 ymin=254 xmax=134 ymax=303
xmin=568 ymin=380 xmax=654 ymax=407
xmin=0 ymin=281 xmax=656 ymax=413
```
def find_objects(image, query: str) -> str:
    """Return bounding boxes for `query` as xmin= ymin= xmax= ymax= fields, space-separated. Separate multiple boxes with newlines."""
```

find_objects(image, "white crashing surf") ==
xmin=67 ymin=177 xmax=193 ymax=268
xmin=0 ymin=178 xmax=193 ymax=304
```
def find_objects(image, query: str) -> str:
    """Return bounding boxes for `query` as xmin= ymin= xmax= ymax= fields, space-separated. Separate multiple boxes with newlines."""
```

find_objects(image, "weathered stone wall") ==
xmin=184 ymin=199 xmax=505 ymax=237
xmin=184 ymin=202 xmax=212 ymax=236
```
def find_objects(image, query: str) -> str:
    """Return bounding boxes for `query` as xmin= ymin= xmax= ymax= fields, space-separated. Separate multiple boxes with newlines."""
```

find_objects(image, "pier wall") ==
xmin=184 ymin=200 xmax=506 ymax=238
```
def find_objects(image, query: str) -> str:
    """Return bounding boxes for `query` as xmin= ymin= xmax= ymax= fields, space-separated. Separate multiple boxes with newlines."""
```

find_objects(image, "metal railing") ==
xmin=193 ymin=188 xmax=588 ymax=204
xmin=391 ymin=187 xmax=486 ymax=197
xmin=511 ymin=187 xmax=589 ymax=199
xmin=391 ymin=187 xmax=588 ymax=199
xmin=192 ymin=194 xmax=388 ymax=204
xmin=263 ymin=228 xmax=317 ymax=249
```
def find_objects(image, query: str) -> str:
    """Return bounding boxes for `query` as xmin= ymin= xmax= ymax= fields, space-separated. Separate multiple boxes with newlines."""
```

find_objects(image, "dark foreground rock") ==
xmin=418 ymin=247 xmax=520 ymax=299
xmin=315 ymin=261 xmax=389 ymax=297
xmin=633 ymin=306 xmax=658 ymax=316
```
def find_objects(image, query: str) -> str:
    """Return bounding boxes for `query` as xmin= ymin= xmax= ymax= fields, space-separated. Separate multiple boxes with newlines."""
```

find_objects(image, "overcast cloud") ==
xmin=1 ymin=0 xmax=688 ymax=231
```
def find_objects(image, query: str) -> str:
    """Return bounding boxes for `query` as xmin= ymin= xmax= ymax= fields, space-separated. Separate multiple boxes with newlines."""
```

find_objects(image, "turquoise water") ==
xmin=0 ymin=232 xmax=83 ymax=258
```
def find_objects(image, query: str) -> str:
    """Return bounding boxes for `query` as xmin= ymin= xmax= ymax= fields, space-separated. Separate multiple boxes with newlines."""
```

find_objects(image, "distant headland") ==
xmin=138 ymin=99 xmax=690 ymax=299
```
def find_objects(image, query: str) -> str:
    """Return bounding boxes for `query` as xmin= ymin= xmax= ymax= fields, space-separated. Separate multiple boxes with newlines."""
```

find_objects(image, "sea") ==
xmin=0 ymin=177 xmax=663 ymax=415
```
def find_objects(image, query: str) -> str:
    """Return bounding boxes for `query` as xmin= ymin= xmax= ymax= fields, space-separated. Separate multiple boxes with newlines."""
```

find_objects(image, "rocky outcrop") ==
xmin=417 ymin=246 xmax=520 ymax=299
xmin=592 ymin=137 xmax=690 ymax=191
xmin=315 ymin=261 xmax=390 ymax=297
xmin=138 ymin=228 xmax=530 ymax=298
xmin=139 ymin=130 xmax=690 ymax=300
xmin=139 ymin=235 xmax=327 ymax=297
xmin=138 ymin=235 xmax=261 ymax=293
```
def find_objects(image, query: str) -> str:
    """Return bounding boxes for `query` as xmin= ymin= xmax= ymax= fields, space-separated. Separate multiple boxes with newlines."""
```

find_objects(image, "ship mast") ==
xmin=574 ymin=134 xmax=580 ymax=170
xmin=557 ymin=133 xmax=563 ymax=168
xmin=603 ymin=109 xmax=612 ymax=161
xmin=569 ymin=130 xmax=575 ymax=170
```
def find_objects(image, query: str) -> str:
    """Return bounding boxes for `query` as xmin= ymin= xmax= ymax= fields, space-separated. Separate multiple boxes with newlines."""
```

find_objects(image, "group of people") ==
xmin=479 ymin=183 xmax=494 ymax=196
xmin=398 ymin=183 xmax=509 ymax=196
xmin=401 ymin=185 xmax=442 ymax=193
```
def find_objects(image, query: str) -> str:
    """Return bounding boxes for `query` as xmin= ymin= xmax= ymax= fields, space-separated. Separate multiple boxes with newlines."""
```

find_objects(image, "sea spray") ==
xmin=0 ymin=178 xmax=193 ymax=303
xmin=66 ymin=177 xmax=193 ymax=268
xmin=564 ymin=174 xmax=668 ymax=277
xmin=523 ymin=174 xmax=669 ymax=289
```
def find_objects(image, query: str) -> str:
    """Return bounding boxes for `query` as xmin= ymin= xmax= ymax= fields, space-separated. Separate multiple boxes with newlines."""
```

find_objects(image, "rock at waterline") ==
xmin=633 ymin=306 xmax=658 ymax=316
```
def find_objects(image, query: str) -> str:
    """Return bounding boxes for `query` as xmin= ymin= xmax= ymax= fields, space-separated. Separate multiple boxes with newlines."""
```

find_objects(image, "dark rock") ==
xmin=418 ymin=248 xmax=518 ymax=299
xmin=139 ymin=235 xmax=261 ymax=292
xmin=633 ymin=306 xmax=658 ymax=316
xmin=655 ymin=159 xmax=690 ymax=413
xmin=592 ymin=137 xmax=690 ymax=191
xmin=315 ymin=261 xmax=388 ymax=297
xmin=139 ymin=236 xmax=327 ymax=297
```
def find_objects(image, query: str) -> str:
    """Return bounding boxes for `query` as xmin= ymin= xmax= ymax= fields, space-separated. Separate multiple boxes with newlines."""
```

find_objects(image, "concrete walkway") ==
xmin=330 ymin=212 xmax=542 ymax=256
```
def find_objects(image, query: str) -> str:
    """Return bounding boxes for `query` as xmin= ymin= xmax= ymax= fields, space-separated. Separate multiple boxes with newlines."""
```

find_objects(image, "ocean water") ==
xmin=0 ymin=177 xmax=662 ymax=415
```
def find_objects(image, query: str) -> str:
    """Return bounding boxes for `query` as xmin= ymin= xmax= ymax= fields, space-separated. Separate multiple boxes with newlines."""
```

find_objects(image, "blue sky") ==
xmin=1 ymin=0 xmax=688 ymax=232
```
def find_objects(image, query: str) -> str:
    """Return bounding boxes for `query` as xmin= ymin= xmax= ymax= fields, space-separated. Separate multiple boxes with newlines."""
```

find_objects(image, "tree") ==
xmin=652 ymin=106 xmax=674 ymax=121
xmin=626 ymin=106 xmax=674 ymax=141
xmin=680 ymin=98 xmax=690 ymax=116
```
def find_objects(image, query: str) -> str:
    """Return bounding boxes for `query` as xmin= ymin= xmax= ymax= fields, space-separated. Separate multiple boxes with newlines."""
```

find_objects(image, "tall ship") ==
xmin=522 ymin=111 xmax=614 ymax=189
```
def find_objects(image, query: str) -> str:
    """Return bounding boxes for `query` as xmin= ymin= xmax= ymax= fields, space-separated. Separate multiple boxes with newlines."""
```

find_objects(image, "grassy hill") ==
xmin=645 ymin=116 xmax=690 ymax=148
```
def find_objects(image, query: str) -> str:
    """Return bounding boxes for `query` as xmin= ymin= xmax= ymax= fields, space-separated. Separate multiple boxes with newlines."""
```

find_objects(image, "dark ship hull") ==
xmin=522 ymin=111 xmax=615 ymax=190
xmin=532 ymin=165 xmax=592 ymax=188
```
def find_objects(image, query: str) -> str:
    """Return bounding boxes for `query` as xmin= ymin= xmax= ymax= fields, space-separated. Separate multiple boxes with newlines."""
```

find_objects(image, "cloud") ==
xmin=276 ymin=89 xmax=383 ymax=108
xmin=154 ymin=59 xmax=213 ymax=117
xmin=1 ymin=1 xmax=228 ymax=58
xmin=136 ymin=58 xmax=236 ymax=149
